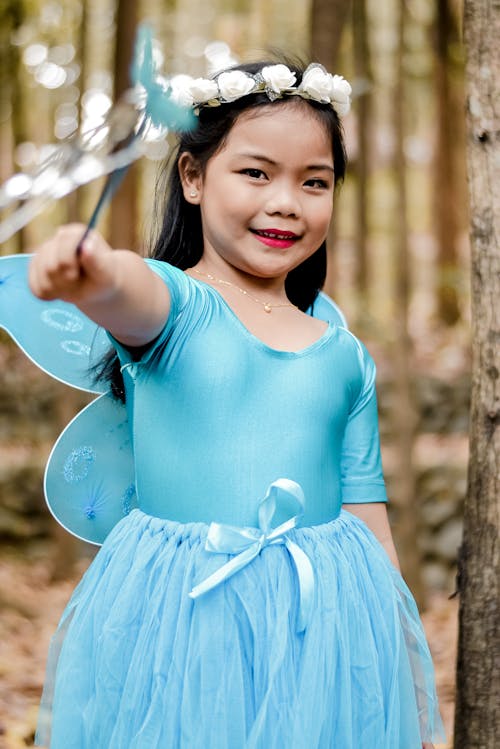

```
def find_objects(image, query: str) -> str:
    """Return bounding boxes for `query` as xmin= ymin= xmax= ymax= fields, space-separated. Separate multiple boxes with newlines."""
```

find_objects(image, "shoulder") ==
xmin=333 ymin=327 xmax=378 ymax=409
xmin=145 ymin=259 xmax=190 ymax=287
xmin=143 ymin=260 xmax=221 ymax=336
xmin=308 ymin=291 xmax=348 ymax=328
xmin=144 ymin=259 xmax=197 ymax=312
xmin=335 ymin=326 xmax=374 ymax=366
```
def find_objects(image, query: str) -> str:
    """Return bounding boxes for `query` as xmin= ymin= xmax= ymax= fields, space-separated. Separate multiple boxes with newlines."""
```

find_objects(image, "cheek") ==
xmin=313 ymin=202 xmax=333 ymax=233
xmin=324 ymin=197 xmax=334 ymax=222
xmin=210 ymin=188 xmax=248 ymax=218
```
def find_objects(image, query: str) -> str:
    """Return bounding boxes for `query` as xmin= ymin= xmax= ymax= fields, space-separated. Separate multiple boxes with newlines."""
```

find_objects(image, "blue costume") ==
xmin=1 ymin=255 xmax=445 ymax=748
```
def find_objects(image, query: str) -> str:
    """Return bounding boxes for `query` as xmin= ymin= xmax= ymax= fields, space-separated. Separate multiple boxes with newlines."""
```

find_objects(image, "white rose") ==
xmin=169 ymin=75 xmax=195 ymax=108
xmin=261 ymin=64 xmax=296 ymax=94
xmin=188 ymin=77 xmax=219 ymax=104
xmin=216 ymin=70 xmax=256 ymax=101
xmin=330 ymin=74 xmax=352 ymax=115
xmin=331 ymin=74 xmax=352 ymax=98
xmin=299 ymin=65 xmax=333 ymax=102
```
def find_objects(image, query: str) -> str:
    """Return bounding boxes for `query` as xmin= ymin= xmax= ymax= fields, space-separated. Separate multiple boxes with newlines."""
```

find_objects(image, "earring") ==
xmin=189 ymin=190 xmax=197 ymax=197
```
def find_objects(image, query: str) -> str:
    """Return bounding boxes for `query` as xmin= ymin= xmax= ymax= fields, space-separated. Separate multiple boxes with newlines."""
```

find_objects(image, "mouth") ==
xmin=250 ymin=228 xmax=300 ymax=249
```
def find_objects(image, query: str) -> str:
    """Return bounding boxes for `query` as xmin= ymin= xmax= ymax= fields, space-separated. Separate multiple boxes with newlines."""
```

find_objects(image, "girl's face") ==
xmin=183 ymin=101 xmax=335 ymax=282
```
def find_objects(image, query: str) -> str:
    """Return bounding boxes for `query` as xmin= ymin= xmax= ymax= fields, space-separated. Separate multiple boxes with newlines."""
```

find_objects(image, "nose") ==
xmin=264 ymin=181 xmax=301 ymax=218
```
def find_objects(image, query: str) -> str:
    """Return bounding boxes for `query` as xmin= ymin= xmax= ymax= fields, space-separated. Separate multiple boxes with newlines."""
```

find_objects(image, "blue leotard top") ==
xmin=110 ymin=260 xmax=388 ymax=528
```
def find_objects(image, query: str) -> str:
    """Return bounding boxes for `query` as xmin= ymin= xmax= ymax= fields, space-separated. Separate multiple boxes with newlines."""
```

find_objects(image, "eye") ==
xmin=304 ymin=178 xmax=329 ymax=189
xmin=240 ymin=168 xmax=267 ymax=180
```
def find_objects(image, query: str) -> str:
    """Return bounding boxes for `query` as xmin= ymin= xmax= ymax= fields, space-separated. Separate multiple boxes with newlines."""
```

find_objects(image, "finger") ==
xmin=29 ymin=227 xmax=83 ymax=297
xmin=28 ymin=252 xmax=60 ymax=300
xmin=48 ymin=225 xmax=94 ymax=281
xmin=77 ymin=231 xmax=113 ymax=281
xmin=28 ymin=254 xmax=44 ymax=298
xmin=45 ymin=245 xmax=80 ymax=283
xmin=28 ymin=236 xmax=57 ymax=298
xmin=37 ymin=243 xmax=77 ymax=294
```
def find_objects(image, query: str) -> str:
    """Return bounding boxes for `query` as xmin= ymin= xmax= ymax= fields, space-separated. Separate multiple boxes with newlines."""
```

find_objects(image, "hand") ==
xmin=422 ymin=742 xmax=435 ymax=748
xmin=29 ymin=224 xmax=118 ymax=305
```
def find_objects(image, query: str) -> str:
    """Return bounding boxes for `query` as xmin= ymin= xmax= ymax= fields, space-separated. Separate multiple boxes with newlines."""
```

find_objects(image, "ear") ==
xmin=178 ymin=152 xmax=202 ymax=205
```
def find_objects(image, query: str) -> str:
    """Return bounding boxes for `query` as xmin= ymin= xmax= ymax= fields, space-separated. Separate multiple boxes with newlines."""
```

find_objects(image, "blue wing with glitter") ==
xmin=44 ymin=393 xmax=137 ymax=545
xmin=0 ymin=254 xmax=109 ymax=392
xmin=1 ymin=253 xmax=135 ymax=544
xmin=1 ymin=253 xmax=347 ymax=545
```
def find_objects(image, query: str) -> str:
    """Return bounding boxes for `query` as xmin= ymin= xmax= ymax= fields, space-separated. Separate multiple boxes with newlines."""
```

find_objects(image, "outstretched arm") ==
xmin=28 ymin=224 xmax=170 ymax=347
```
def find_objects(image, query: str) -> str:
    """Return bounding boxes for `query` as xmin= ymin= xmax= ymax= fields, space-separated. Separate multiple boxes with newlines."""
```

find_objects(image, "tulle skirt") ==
xmin=36 ymin=509 xmax=445 ymax=748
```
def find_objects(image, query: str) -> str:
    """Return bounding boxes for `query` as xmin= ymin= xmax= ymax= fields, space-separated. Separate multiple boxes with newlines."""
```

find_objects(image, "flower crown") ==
xmin=167 ymin=63 xmax=352 ymax=118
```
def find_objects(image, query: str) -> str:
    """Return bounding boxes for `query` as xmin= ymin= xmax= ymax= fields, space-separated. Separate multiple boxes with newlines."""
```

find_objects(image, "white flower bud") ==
xmin=330 ymin=75 xmax=352 ymax=115
xmin=299 ymin=65 xmax=333 ymax=103
xmin=261 ymin=64 xmax=296 ymax=94
xmin=331 ymin=74 xmax=352 ymax=98
xmin=188 ymin=78 xmax=220 ymax=104
xmin=169 ymin=75 xmax=195 ymax=108
xmin=216 ymin=71 xmax=256 ymax=102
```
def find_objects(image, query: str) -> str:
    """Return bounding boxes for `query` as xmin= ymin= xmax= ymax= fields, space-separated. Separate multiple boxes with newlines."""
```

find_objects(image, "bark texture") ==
xmin=434 ymin=0 xmax=466 ymax=326
xmin=353 ymin=0 xmax=370 ymax=296
xmin=109 ymin=0 xmax=139 ymax=251
xmin=309 ymin=0 xmax=351 ymax=68
xmin=454 ymin=0 xmax=500 ymax=746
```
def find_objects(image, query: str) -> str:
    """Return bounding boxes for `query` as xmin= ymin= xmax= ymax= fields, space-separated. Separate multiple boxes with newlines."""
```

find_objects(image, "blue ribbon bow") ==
xmin=189 ymin=478 xmax=315 ymax=632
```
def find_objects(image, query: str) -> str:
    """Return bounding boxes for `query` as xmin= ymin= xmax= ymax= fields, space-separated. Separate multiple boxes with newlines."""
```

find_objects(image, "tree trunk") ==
xmin=309 ymin=0 xmax=351 ymax=301
xmin=352 ymin=0 xmax=370 ymax=298
xmin=109 ymin=0 xmax=139 ymax=251
xmin=433 ymin=0 xmax=465 ymax=326
xmin=309 ymin=0 xmax=351 ymax=69
xmin=1 ymin=0 xmax=25 ymax=254
xmin=454 ymin=0 xmax=500 ymax=746
xmin=391 ymin=0 xmax=424 ymax=608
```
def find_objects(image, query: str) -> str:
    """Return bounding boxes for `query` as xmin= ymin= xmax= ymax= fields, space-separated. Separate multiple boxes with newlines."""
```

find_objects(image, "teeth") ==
xmin=259 ymin=231 xmax=294 ymax=240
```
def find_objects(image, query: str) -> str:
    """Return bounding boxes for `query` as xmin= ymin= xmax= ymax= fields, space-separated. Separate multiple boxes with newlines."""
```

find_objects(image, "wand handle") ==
xmin=75 ymin=165 xmax=129 ymax=256
xmin=75 ymin=116 xmax=146 ymax=256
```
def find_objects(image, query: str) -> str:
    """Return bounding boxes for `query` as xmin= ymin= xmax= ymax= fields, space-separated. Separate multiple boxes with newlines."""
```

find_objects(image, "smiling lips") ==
xmin=251 ymin=228 xmax=300 ymax=249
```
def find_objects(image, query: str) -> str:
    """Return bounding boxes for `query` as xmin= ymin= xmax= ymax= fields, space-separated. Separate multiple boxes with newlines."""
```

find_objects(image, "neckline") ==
xmin=186 ymin=272 xmax=336 ymax=358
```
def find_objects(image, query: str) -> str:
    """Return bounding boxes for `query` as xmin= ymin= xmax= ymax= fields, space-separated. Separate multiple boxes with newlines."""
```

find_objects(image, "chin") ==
xmin=258 ymin=255 xmax=309 ymax=274
xmin=246 ymin=262 xmax=294 ymax=279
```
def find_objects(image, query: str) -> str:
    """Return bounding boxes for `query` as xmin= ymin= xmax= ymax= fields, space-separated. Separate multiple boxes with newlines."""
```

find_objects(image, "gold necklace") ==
xmin=192 ymin=268 xmax=295 ymax=313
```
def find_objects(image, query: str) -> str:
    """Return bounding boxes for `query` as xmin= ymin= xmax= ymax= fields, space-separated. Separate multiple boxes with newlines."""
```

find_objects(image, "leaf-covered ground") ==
xmin=0 ymin=550 xmax=457 ymax=748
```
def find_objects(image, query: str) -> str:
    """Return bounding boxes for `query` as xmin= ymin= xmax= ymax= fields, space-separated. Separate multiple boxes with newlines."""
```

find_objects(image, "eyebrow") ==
xmin=236 ymin=153 xmax=334 ymax=173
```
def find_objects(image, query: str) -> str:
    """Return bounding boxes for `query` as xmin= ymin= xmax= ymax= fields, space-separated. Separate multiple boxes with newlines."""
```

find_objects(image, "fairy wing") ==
xmin=0 ymin=254 xmax=108 ymax=392
xmin=0 ymin=253 xmax=135 ymax=544
xmin=44 ymin=392 xmax=137 ymax=545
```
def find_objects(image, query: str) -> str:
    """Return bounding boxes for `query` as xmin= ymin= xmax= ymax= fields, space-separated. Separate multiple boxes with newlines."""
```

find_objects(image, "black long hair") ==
xmin=97 ymin=59 xmax=348 ymax=400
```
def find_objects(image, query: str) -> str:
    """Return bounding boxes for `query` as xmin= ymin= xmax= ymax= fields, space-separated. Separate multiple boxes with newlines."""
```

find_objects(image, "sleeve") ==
xmin=308 ymin=290 xmax=348 ymax=328
xmin=105 ymin=258 xmax=188 ymax=368
xmin=340 ymin=337 xmax=388 ymax=504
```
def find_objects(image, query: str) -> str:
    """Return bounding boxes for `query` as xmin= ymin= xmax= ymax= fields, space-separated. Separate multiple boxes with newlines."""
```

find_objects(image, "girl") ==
xmin=28 ymin=60 xmax=444 ymax=748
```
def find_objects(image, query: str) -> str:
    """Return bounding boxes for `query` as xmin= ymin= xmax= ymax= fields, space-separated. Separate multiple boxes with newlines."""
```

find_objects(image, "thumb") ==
xmin=77 ymin=232 xmax=114 ymax=282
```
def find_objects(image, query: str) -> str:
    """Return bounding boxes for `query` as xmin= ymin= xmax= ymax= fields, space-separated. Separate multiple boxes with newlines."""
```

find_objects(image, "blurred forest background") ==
xmin=0 ymin=0 xmax=470 ymax=745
